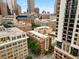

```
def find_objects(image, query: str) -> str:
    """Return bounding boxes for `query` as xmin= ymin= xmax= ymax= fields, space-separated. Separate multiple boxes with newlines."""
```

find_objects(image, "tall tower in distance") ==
xmin=7 ymin=0 xmax=16 ymax=14
xmin=54 ymin=0 xmax=79 ymax=59
xmin=27 ymin=0 xmax=35 ymax=14
xmin=0 ymin=0 xmax=8 ymax=16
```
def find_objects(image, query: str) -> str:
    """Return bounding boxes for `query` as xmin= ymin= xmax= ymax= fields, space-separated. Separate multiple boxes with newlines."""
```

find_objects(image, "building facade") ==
xmin=34 ymin=26 xmax=53 ymax=35
xmin=0 ymin=26 xmax=28 ymax=59
xmin=0 ymin=0 xmax=8 ymax=16
xmin=27 ymin=0 xmax=35 ymax=14
xmin=54 ymin=0 xmax=79 ymax=59
xmin=27 ymin=31 xmax=52 ymax=53
xmin=16 ymin=15 xmax=33 ymax=24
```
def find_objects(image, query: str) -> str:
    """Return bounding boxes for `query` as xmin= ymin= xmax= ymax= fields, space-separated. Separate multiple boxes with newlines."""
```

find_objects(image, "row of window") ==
xmin=0 ymin=39 xmax=27 ymax=50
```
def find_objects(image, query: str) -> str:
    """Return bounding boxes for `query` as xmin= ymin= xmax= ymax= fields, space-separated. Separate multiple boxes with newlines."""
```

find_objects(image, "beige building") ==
xmin=34 ymin=18 xmax=50 ymax=26
xmin=0 ymin=15 xmax=2 ymax=24
xmin=16 ymin=15 xmax=33 ymax=24
xmin=54 ymin=0 xmax=79 ymax=59
xmin=17 ymin=21 xmax=32 ymax=32
xmin=34 ymin=26 xmax=53 ymax=34
xmin=0 ymin=26 xmax=28 ymax=59
xmin=15 ymin=4 xmax=21 ymax=15
xmin=34 ymin=8 xmax=39 ymax=17
xmin=40 ymin=11 xmax=50 ymax=19
xmin=2 ymin=15 xmax=17 ymax=25
xmin=7 ymin=0 xmax=16 ymax=14
xmin=27 ymin=31 xmax=52 ymax=53
xmin=48 ymin=19 xmax=56 ymax=31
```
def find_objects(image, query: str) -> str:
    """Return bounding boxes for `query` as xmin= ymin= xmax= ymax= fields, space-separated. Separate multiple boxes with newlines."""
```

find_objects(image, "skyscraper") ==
xmin=7 ymin=0 xmax=16 ymax=14
xmin=27 ymin=0 xmax=35 ymax=14
xmin=0 ymin=0 xmax=8 ymax=16
xmin=54 ymin=0 xmax=79 ymax=59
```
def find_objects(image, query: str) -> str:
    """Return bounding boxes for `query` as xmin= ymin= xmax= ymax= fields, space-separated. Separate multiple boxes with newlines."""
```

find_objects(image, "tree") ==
xmin=28 ymin=38 xmax=41 ymax=56
xmin=1 ymin=22 xmax=15 ymax=28
xmin=25 ymin=55 xmax=32 ymax=59
xmin=32 ymin=23 xmax=40 ymax=30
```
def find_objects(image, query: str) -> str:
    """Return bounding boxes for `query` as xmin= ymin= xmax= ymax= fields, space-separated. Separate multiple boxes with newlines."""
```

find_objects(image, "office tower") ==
xmin=15 ymin=4 xmax=21 ymax=15
xmin=0 ymin=0 xmax=8 ymax=16
xmin=0 ymin=27 xmax=28 ymax=59
xmin=54 ymin=0 xmax=79 ymax=59
xmin=27 ymin=0 xmax=35 ymax=13
xmin=0 ymin=0 xmax=2 ymax=15
xmin=7 ymin=0 xmax=16 ymax=14
xmin=34 ymin=8 xmax=39 ymax=17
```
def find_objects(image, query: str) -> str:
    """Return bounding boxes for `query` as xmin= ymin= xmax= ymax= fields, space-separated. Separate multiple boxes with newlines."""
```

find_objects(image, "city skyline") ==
xmin=17 ymin=0 xmax=55 ymax=13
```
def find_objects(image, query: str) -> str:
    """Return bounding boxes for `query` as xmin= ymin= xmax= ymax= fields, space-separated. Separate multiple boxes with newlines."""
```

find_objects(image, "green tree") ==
xmin=28 ymin=38 xmax=41 ymax=56
xmin=32 ymin=23 xmax=40 ymax=30
xmin=25 ymin=55 xmax=32 ymax=59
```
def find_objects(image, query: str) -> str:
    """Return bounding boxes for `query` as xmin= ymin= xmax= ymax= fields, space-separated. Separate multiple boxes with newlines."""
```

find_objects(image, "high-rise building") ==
xmin=54 ymin=0 xmax=79 ymax=59
xmin=34 ymin=8 xmax=39 ymax=17
xmin=0 ymin=0 xmax=8 ymax=16
xmin=15 ymin=4 xmax=21 ymax=15
xmin=0 ymin=26 xmax=28 ymax=59
xmin=27 ymin=0 xmax=35 ymax=14
xmin=7 ymin=0 xmax=16 ymax=14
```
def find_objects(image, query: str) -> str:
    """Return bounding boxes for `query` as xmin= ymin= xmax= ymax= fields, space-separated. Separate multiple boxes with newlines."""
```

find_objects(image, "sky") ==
xmin=17 ymin=0 xmax=55 ymax=13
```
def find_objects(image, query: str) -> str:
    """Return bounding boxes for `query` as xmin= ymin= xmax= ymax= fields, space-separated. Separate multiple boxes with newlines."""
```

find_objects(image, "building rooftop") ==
xmin=16 ymin=15 xmax=32 ymax=19
xmin=0 ymin=27 xmax=28 ymax=45
xmin=28 ymin=31 xmax=48 ymax=39
xmin=55 ymin=47 xmax=76 ymax=59
xmin=17 ymin=21 xmax=32 ymax=27
xmin=34 ymin=26 xmax=51 ymax=30
xmin=0 ymin=27 xmax=24 ymax=37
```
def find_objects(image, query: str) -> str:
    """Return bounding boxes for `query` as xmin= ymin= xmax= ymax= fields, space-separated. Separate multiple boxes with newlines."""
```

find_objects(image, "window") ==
xmin=18 ymin=41 xmax=22 ymax=44
xmin=75 ymin=34 xmax=78 ymax=37
xmin=68 ymin=36 xmax=72 ymax=39
xmin=17 ymin=35 xmax=21 ymax=39
xmin=56 ymin=41 xmax=62 ymax=49
xmin=13 ymin=42 xmax=17 ymax=46
xmin=67 ymin=40 xmax=71 ymax=43
xmin=65 ymin=15 xmax=69 ymax=18
xmin=6 ymin=44 xmax=11 ymax=48
xmin=63 ymin=31 xmax=66 ymax=34
xmin=77 ymin=25 xmax=79 ymax=28
xmin=69 ymin=24 xmax=74 ymax=27
xmin=62 ymin=38 xmax=66 ymax=41
xmin=74 ymin=42 xmax=76 ymax=45
xmin=70 ymin=15 xmax=75 ymax=18
xmin=64 ymin=23 xmax=67 ymax=26
xmin=77 ymin=20 xmax=79 ymax=23
xmin=70 ymin=19 xmax=74 ymax=23
xmin=22 ymin=34 xmax=25 ymax=37
xmin=0 ymin=46 xmax=5 ymax=50
xmin=69 ymin=28 xmax=73 ymax=31
xmin=68 ymin=32 xmax=72 ymax=35
xmin=64 ymin=19 xmax=68 ymax=22
xmin=71 ymin=47 xmax=78 ymax=56
xmin=12 ymin=37 xmax=16 ymax=40
xmin=64 ymin=27 xmax=67 ymax=30
xmin=74 ymin=38 xmax=77 ymax=41
xmin=76 ymin=29 xmax=78 ymax=32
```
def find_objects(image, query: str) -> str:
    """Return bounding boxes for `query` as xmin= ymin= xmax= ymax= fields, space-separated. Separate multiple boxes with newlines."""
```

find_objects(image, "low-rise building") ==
xmin=34 ymin=26 xmax=52 ymax=34
xmin=27 ymin=31 xmax=52 ymax=53
xmin=2 ymin=14 xmax=17 ymax=25
xmin=16 ymin=15 xmax=33 ymax=24
xmin=34 ymin=18 xmax=50 ymax=26
xmin=48 ymin=19 xmax=56 ymax=31
xmin=16 ymin=21 xmax=32 ymax=32
xmin=0 ymin=26 xmax=28 ymax=59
